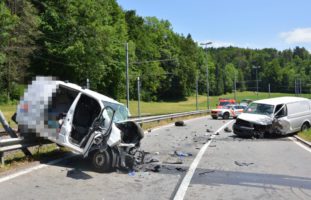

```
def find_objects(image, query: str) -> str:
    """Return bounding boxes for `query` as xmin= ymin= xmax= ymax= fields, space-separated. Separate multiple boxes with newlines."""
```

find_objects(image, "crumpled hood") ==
xmin=237 ymin=113 xmax=273 ymax=125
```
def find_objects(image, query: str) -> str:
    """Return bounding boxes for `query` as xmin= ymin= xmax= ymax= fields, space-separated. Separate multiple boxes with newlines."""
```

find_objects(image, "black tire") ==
xmin=90 ymin=148 xmax=113 ymax=173
xmin=212 ymin=116 xmax=218 ymax=119
xmin=301 ymin=122 xmax=310 ymax=132
xmin=222 ymin=112 xmax=229 ymax=119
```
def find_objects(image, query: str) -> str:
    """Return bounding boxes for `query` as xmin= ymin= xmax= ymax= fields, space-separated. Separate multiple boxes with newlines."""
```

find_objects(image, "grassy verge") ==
xmin=298 ymin=130 xmax=311 ymax=142
xmin=0 ymin=104 xmax=17 ymax=128
xmin=0 ymin=144 xmax=69 ymax=173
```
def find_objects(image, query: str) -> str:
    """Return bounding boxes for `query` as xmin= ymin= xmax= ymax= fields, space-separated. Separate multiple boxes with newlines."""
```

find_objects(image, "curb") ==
xmin=293 ymin=135 xmax=311 ymax=148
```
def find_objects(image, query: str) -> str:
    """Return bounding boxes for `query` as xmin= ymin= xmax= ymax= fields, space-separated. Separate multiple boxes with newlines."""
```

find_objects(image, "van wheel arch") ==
xmin=301 ymin=122 xmax=310 ymax=132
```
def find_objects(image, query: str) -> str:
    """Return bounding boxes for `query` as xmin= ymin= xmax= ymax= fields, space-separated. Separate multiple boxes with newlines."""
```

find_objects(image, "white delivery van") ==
xmin=233 ymin=97 xmax=311 ymax=138
xmin=15 ymin=76 xmax=144 ymax=172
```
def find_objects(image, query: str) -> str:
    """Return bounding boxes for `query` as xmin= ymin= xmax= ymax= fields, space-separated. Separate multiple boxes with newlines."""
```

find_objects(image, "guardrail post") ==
xmin=0 ymin=152 xmax=4 ymax=166
xmin=0 ymin=110 xmax=32 ymax=157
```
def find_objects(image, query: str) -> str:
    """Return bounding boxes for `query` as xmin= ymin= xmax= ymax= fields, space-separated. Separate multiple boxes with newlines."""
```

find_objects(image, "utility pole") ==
xmin=295 ymin=78 xmax=297 ymax=96
xmin=206 ymin=67 xmax=209 ymax=110
xmin=137 ymin=76 xmax=141 ymax=118
xmin=200 ymin=42 xmax=212 ymax=110
xmin=196 ymin=72 xmax=198 ymax=111
xmin=86 ymin=78 xmax=90 ymax=89
xmin=126 ymin=42 xmax=129 ymax=109
xmin=268 ymin=83 xmax=271 ymax=98
xmin=234 ymin=72 xmax=237 ymax=101
xmin=252 ymin=66 xmax=261 ymax=98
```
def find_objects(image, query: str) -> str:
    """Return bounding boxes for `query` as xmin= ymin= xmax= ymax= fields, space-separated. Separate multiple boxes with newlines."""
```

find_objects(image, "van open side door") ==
xmin=82 ymin=106 xmax=116 ymax=157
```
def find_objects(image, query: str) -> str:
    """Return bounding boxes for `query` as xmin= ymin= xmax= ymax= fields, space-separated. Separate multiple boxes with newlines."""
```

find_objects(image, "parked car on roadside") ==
xmin=217 ymin=98 xmax=236 ymax=108
xmin=211 ymin=104 xmax=246 ymax=119
xmin=233 ymin=97 xmax=311 ymax=138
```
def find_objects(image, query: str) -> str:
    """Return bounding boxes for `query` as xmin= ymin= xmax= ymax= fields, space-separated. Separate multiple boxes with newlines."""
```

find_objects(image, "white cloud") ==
xmin=280 ymin=28 xmax=311 ymax=44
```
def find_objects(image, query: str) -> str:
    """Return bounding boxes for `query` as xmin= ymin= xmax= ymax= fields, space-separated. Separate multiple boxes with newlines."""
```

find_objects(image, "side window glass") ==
xmin=275 ymin=104 xmax=287 ymax=118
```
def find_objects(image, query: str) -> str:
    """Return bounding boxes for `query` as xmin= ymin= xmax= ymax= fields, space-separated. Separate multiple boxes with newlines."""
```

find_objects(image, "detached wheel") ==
xmin=222 ymin=112 xmax=229 ymax=119
xmin=301 ymin=122 xmax=310 ymax=132
xmin=90 ymin=149 xmax=112 ymax=173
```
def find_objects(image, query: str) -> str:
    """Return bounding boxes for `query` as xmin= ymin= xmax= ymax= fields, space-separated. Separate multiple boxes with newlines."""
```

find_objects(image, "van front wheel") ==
xmin=90 ymin=149 xmax=112 ymax=173
xmin=301 ymin=122 xmax=310 ymax=132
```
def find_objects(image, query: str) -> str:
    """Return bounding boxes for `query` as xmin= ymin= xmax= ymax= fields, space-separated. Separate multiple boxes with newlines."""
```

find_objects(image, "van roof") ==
xmin=254 ymin=96 xmax=310 ymax=105
xmin=56 ymin=81 xmax=122 ymax=105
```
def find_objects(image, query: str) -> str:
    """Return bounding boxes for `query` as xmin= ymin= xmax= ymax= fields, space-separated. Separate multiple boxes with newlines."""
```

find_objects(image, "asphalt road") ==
xmin=0 ymin=116 xmax=310 ymax=200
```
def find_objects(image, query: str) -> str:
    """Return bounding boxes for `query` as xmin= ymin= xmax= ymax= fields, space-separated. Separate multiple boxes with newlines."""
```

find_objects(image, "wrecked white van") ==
xmin=233 ymin=97 xmax=311 ymax=138
xmin=15 ymin=77 xmax=144 ymax=172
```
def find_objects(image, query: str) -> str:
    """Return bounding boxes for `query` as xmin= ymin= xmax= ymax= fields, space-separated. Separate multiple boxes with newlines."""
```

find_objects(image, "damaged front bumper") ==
xmin=233 ymin=118 xmax=273 ymax=138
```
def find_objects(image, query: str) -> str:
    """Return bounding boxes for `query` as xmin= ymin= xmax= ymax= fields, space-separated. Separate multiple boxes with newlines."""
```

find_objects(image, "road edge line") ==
xmin=173 ymin=120 xmax=234 ymax=200
xmin=0 ymin=154 xmax=75 ymax=184
xmin=289 ymin=137 xmax=311 ymax=153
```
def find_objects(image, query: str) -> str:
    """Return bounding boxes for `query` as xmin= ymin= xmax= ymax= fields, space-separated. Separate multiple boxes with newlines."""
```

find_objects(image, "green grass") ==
xmin=298 ymin=130 xmax=311 ymax=142
xmin=1 ymin=91 xmax=309 ymax=119
xmin=122 ymin=91 xmax=310 ymax=116
xmin=0 ymin=104 xmax=17 ymax=128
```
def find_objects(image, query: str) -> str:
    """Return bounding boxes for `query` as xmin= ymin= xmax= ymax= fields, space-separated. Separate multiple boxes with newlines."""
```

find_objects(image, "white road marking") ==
xmin=173 ymin=120 xmax=234 ymax=200
xmin=289 ymin=137 xmax=311 ymax=153
xmin=0 ymin=154 xmax=75 ymax=184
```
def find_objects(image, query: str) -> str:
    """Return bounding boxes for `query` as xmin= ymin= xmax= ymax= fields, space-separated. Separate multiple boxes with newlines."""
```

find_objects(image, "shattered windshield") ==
xmin=244 ymin=103 xmax=274 ymax=116
xmin=102 ymin=101 xmax=129 ymax=122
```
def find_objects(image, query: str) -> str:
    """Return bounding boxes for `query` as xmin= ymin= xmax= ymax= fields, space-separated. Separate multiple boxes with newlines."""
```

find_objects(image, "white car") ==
xmin=15 ymin=76 xmax=144 ymax=172
xmin=211 ymin=105 xmax=246 ymax=119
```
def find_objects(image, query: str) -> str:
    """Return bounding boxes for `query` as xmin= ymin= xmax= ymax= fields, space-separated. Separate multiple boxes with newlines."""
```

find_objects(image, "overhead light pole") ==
xmin=200 ymin=42 xmax=212 ymax=110
xmin=126 ymin=42 xmax=129 ymax=109
xmin=252 ymin=65 xmax=261 ymax=97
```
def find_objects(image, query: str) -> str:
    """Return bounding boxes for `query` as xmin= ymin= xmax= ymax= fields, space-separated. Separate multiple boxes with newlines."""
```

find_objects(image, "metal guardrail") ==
xmin=0 ymin=109 xmax=209 ymax=164
xmin=131 ymin=110 xmax=209 ymax=125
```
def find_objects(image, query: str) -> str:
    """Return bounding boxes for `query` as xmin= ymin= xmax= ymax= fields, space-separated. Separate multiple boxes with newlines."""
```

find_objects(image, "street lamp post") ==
xmin=126 ymin=42 xmax=129 ymax=109
xmin=200 ymin=42 xmax=212 ymax=110
xmin=252 ymin=65 xmax=261 ymax=97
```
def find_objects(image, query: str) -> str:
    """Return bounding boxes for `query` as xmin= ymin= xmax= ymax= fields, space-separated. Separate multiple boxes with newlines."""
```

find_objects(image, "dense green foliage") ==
xmin=0 ymin=0 xmax=310 ymax=104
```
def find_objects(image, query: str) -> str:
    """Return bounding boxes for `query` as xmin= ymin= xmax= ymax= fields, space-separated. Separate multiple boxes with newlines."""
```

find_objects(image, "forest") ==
xmin=1 ymin=0 xmax=311 ymax=104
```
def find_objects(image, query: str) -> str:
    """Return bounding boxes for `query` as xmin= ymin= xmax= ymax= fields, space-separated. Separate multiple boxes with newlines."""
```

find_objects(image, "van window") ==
xmin=274 ymin=104 xmax=287 ymax=118
xmin=245 ymin=103 xmax=274 ymax=116
xmin=102 ymin=101 xmax=129 ymax=122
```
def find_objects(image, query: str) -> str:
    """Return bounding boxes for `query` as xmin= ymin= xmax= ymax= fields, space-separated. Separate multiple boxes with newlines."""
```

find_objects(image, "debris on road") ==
xmin=145 ymin=158 xmax=160 ymax=164
xmin=234 ymin=161 xmax=254 ymax=166
xmin=175 ymin=121 xmax=185 ymax=126
xmin=175 ymin=167 xmax=186 ymax=172
xmin=163 ymin=157 xmax=183 ymax=164
xmin=215 ymin=132 xmax=220 ymax=135
xmin=154 ymin=152 xmax=160 ymax=155
xmin=206 ymin=128 xmax=212 ymax=132
xmin=224 ymin=127 xmax=232 ymax=132
xmin=128 ymin=171 xmax=136 ymax=176
xmin=199 ymin=170 xmax=215 ymax=175
xmin=209 ymin=145 xmax=216 ymax=148
xmin=174 ymin=151 xmax=193 ymax=157
xmin=145 ymin=164 xmax=161 ymax=172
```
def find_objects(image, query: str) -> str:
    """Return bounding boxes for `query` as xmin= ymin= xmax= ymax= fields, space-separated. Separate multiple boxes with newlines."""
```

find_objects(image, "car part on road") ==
xmin=234 ymin=161 xmax=254 ymax=166
xmin=224 ymin=127 xmax=232 ymax=132
xmin=174 ymin=151 xmax=193 ymax=157
xmin=175 ymin=121 xmax=185 ymax=126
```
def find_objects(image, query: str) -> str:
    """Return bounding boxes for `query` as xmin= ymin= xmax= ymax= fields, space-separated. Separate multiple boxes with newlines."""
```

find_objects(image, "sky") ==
xmin=116 ymin=0 xmax=311 ymax=52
